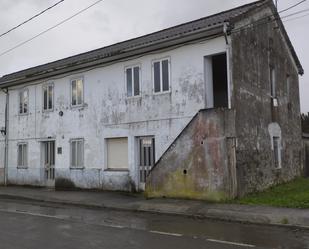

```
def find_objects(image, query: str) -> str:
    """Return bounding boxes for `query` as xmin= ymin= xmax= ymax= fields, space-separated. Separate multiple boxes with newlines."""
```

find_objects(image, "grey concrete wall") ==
xmin=304 ymin=139 xmax=309 ymax=177
xmin=231 ymin=5 xmax=303 ymax=196
xmin=146 ymin=109 xmax=237 ymax=201
xmin=0 ymin=91 xmax=5 ymax=185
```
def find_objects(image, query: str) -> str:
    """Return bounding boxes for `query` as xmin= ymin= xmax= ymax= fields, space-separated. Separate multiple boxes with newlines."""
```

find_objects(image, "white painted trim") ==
xmin=204 ymin=56 xmax=214 ymax=108
xmin=42 ymin=82 xmax=54 ymax=113
xmin=226 ymin=46 xmax=232 ymax=109
xmin=124 ymin=64 xmax=142 ymax=98
xmin=152 ymin=57 xmax=171 ymax=94
xmin=70 ymin=76 xmax=84 ymax=108
xmin=69 ymin=138 xmax=85 ymax=169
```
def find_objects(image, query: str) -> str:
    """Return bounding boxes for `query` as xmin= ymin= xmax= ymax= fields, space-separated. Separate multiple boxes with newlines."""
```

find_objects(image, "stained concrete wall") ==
xmin=146 ymin=109 xmax=237 ymax=201
xmin=304 ymin=137 xmax=309 ymax=177
xmin=3 ymin=37 xmax=228 ymax=190
xmin=231 ymin=5 xmax=303 ymax=196
xmin=0 ymin=91 xmax=5 ymax=185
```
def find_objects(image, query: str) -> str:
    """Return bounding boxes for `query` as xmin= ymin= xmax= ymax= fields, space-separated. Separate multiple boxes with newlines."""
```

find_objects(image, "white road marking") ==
xmin=108 ymin=224 xmax=125 ymax=229
xmin=207 ymin=238 xmax=256 ymax=248
xmin=149 ymin=230 xmax=183 ymax=237
xmin=0 ymin=208 xmax=257 ymax=247
xmin=8 ymin=209 xmax=62 ymax=219
xmin=0 ymin=208 xmax=126 ymax=229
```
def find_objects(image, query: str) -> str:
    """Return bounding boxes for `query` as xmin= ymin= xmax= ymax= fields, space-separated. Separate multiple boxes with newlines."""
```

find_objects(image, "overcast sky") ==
xmin=0 ymin=0 xmax=308 ymax=112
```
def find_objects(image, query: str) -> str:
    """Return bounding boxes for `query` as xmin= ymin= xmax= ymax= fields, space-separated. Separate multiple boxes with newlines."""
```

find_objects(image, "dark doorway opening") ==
xmin=212 ymin=53 xmax=228 ymax=108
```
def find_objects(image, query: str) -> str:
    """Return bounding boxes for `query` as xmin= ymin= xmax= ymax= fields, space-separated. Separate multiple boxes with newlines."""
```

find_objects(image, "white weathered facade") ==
xmin=0 ymin=37 xmax=228 ymax=191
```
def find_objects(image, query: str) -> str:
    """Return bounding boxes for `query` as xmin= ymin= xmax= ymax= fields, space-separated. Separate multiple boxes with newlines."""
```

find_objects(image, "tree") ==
xmin=301 ymin=113 xmax=309 ymax=133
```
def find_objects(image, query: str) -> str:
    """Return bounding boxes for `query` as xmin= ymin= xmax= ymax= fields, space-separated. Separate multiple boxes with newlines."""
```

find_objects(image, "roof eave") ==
xmin=0 ymin=25 xmax=224 ymax=88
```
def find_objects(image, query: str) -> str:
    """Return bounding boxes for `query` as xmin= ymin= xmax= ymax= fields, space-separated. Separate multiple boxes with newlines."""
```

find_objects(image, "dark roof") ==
xmin=304 ymin=133 xmax=309 ymax=139
xmin=0 ymin=0 xmax=303 ymax=87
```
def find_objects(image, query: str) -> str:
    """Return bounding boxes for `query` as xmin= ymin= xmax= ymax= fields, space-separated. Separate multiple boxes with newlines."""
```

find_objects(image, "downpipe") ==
xmin=2 ymin=88 xmax=9 ymax=186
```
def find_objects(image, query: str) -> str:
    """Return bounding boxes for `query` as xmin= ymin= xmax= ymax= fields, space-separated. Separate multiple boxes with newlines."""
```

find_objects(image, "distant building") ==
xmin=0 ymin=0 xmax=304 ymax=200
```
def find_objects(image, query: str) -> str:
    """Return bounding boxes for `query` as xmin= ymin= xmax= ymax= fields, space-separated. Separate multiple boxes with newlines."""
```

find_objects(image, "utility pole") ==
xmin=275 ymin=0 xmax=278 ymax=9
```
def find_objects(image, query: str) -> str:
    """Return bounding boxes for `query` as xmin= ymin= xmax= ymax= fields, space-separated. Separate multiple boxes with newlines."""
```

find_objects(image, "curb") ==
xmin=0 ymin=193 xmax=308 ymax=231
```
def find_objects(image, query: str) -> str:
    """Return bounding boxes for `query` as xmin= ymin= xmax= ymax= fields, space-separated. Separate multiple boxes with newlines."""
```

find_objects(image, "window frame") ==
xmin=70 ymin=138 xmax=85 ymax=169
xmin=152 ymin=57 xmax=171 ymax=94
xmin=19 ymin=88 xmax=29 ymax=115
xmin=17 ymin=142 xmax=28 ymax=169
xmin=70 ymin=77 xmax=84 ymax=108
xmin=125 ymin=64 xmax=141 ymax=98
xmin=272 ymin=136 xmax=282 ymax=169
xmin=42 ymin=82 xmax=54 ymax=112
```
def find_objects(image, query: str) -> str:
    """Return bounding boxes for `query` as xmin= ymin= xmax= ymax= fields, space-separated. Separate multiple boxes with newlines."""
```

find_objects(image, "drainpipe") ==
xmin=2 ymin=88 xmax=9 ymax=186
xmin=223 ymin=23 xmax=229 ymax=45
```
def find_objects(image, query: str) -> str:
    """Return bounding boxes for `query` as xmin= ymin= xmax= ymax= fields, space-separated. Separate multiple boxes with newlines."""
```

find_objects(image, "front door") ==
xmin=42 ymin=141 xmax=55 ymax=187
xmin=139 ymin=137 xmax=155 ymax=190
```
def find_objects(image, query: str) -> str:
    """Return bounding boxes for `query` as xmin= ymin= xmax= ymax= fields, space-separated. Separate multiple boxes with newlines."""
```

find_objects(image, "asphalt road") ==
xmin=0 ymin=198 xmax=308 ymax=249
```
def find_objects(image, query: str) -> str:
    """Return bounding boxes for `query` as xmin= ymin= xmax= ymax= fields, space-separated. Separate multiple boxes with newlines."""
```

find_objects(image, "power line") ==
xmin=0 ymin=0 xmax=66 ymax=39
xmin=0 ymin=0 xmax=104 ymax=58
xmin=281 ymin=7 xmax=309 ymax=18
xmin=0 ymin=0 xmax=306 ymax=58
xmin=229 ymin=1 xmax=304 ymax=35
xmin=278 ymin=0 xmax=307 ymax=13
xmin=230 ymin=4 xmax=309 ymax=35
xmin=283 ymin=12 xmax=309 ymax=23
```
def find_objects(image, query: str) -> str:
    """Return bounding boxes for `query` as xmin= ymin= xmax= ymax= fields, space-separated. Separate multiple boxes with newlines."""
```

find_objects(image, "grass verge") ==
xmin=231 ymin=178 xmax=309 ymax=209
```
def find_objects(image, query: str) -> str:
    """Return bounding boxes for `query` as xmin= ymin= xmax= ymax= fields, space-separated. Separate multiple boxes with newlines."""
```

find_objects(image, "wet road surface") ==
xmin=0 ymin=198 xmax=308 ymax=249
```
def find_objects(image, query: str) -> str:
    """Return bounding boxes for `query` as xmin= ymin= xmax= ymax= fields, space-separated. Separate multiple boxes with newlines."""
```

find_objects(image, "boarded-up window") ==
xmin=71 ymin=139 xmax=84 ymax=168
xmin=107 ymin=138 xmax=128 ymax=169
xmin=17 ymin=143 xmax=28 ymax=168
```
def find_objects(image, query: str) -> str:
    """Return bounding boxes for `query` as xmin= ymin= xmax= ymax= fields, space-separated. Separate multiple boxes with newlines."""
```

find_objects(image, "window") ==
xmin=71 ymin=78 xmax=83 ymax=106
xmin=270 ymin=67 xmax=276 ymax=98
xmin=286 ymin=75 xmax=290 ymax=102
xmin=153 ymin=58 xmax=170 ymax=93
xmin=19 ymin=89 xmax=29 ymax=114
xmin=272 ymin=136 xmax=281 ymax=169
xmin=106 ymin=138 xmax=128 ymax=170
xmin=43 ymin=84 xmax=54 ymax=111
xmin=17 ymin=143 xmax=28 ymax=168
xmin=126 ymin=66 xmax=140 ymax=97
xmin=70 ymin=139 xmax=84 ymax=168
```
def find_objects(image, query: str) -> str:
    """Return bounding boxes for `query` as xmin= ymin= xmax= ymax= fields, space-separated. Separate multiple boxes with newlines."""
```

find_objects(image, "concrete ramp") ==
xmin=146 ymin=108 xmax=237 ymax=201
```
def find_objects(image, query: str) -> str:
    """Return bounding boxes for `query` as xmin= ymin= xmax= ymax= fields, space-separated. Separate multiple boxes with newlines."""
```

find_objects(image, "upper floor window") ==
xmin=19 ymin=89 xmax=29 ymax=114
xmin=286 ymin=74 xmax=291 ymax=102
xmin=71 ymin=78 xmax=83 ymax=107
xmin=43 ymin=84 xmax=54 ymax=111
xmin=17 ymin=143 xmax=28 ymax=168
xmin=126 ymin=66 xmax=141 ymax=97
xmin=270 ymin=67 xmax=276 ymax=98
xmin=153 ymin=58 xmax=170 ymax=93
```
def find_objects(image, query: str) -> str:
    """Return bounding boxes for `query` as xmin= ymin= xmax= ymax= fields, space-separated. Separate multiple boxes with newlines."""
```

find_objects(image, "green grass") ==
xmin=232 ymin=178 xmax=309 ymax=209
